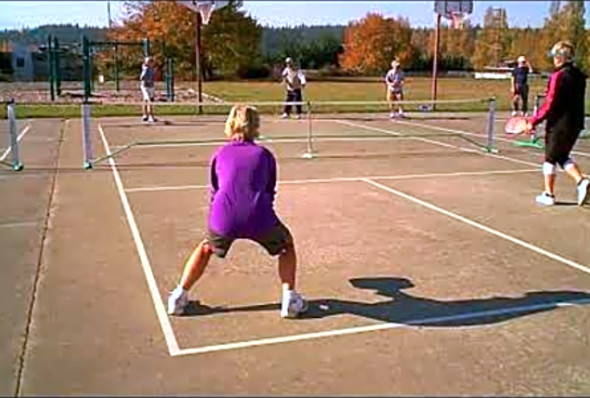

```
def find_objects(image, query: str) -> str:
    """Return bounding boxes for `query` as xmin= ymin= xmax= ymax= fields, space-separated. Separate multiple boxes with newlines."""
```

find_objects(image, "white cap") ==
xmin=391 ymin=59 xmax=400 ymax=68
xmin=285 ymin=57 xmax=293 ymax=64
xmin=517 ymin=55 xmax=526 ymax=63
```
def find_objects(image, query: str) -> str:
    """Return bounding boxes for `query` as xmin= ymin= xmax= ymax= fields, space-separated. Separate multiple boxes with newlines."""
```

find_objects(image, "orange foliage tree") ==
xmin=102 ymin=0 xmax=262 ymax=81
xmin=339 ymin=13 xmax=415 ymax=74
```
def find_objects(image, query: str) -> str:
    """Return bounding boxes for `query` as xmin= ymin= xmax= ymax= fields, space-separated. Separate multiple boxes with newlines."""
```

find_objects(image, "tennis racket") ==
xmin=504 ymin=116 xmax=529 ymax=135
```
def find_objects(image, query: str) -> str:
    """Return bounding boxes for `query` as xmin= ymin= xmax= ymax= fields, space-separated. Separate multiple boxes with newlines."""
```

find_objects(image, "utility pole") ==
xmin=107 ymin=1 xmax=112 ymax=28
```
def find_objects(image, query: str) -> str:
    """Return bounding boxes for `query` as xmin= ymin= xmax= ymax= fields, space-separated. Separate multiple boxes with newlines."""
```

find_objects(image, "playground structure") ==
xmin=43 ymin=35 xmax=176 ymax=103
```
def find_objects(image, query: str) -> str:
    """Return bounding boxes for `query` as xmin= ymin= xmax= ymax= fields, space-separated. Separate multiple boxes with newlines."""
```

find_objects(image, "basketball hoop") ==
xmin=177 ymin=0 xmax=228 ymax=25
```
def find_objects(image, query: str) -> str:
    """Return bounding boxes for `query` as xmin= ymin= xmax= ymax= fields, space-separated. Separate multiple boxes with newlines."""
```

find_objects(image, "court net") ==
xmin=79 ymin=97 xmax=497 ymax=168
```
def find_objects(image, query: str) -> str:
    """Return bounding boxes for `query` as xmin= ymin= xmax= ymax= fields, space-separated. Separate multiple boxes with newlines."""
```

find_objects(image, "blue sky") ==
xmin=1 ymin=1 xmax=590 ymax=30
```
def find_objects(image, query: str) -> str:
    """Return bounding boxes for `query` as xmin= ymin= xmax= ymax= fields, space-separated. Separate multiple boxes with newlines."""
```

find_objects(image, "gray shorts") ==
xmin=207 ymin=222 xmax=293 ymax=258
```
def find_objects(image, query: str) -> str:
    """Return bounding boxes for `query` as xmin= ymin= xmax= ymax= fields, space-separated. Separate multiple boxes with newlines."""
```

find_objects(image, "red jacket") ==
xmin=530 ymin=62 xmax=586 ymax=133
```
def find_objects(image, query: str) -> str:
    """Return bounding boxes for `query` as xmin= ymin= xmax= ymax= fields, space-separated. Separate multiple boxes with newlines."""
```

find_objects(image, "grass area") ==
xmin=2 ymin=76 xmax=585 ymax=119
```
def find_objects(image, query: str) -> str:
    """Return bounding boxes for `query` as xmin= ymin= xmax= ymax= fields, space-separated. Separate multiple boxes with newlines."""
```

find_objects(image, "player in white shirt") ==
xmin=281 ymin=57 xmax=307 ymax=119
xmin=385 ymin=59 xmax=405 ymax=118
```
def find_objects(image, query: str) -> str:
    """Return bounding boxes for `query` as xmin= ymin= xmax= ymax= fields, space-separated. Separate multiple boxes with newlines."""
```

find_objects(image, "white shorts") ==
xmin=141 ymin=86 xmax=155 ymax=102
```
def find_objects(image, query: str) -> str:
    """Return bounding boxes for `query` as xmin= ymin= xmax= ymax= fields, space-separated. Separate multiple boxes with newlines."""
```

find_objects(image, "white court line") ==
xmin=98 ymin=124 xmax=180 ymax=356
xmin=392 ymin=118 xmax=590 ymax=159
xmin=333 ymin=119 xmax=541 ymax=168
xmin=0 ymin=221 xmax=37 ymax=229
xmin=362 ymin=178 xmax=590 ymax=275
xmin=109 ymin=135 xmax=418 ymax=150
xmin=124 ymin=168 xmax=538 ymax=193
xmin=0 ymin=124 xmax=31 ymax=162
xmin=176 ymin=298 xmax=590 ymax=356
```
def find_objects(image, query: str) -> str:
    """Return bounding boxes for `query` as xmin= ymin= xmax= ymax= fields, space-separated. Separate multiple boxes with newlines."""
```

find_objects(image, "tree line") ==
xmin=0 ymin=0 xmax=587 ymax=81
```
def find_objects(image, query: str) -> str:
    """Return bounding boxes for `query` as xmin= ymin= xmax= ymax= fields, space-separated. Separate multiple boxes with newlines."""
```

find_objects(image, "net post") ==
xmin=82 ymin=102 xmax=94 ymax=169
xmin=7 ymin=100 xmax=23 ymax=171
xmin=301 ymin=100 xmax=315 ymax=159
xmin=484 ymin=97 xmax=497 ymax=153
xmin=531 ymin=93 xmax=542 ymax=141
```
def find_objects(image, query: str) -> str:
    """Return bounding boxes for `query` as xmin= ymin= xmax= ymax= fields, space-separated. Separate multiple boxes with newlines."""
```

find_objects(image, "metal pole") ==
xmin=170 ymin=57 xmax=175 ymax=102
xmin=430 ymin=13 xmax=441 ymax=110
xmin=82 ymin=36 xmax=91 ymax=102
xmin=301 ymin=101 xmax=315 ymax=159
xmin=82 ymin=102 xmax=93 ymax=169
xmin=196 ymin=12 xmax=203 ymax=114
xmin=54 ymin=36 xmax=61 ymax=96
xmin=114 ymin=44 xmax=120 ymax=92
xmin=7 ymin=100 xmax=23 ymax=171
xmin=485 ymin=97 xmax=496 ymax=153
xmin=48 ymin=35 xmax=55 ymax=101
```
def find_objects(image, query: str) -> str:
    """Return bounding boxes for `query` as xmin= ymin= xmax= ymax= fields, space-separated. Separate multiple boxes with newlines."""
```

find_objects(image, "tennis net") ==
xmin=79 ymin=97 xmax=497 ymax=168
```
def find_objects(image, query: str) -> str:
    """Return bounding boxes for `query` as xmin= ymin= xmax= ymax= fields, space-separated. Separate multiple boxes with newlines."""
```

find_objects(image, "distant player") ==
xmin=385 ymin=59 xmax=405 ymax=118
xmin=281 ymin=57 xmax=307 ymax=119
xmin=526 ymin=41 xmax=589 ymax=206
xmin=140 ymin=56 xmax=156 ymax=123
xmin=167 ymin=105 xmax=308 ymax=319
xmin=511 ymin=55 xmax=533 ymax=116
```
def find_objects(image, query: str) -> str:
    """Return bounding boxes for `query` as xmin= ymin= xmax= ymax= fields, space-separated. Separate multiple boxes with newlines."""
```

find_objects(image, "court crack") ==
xmin=14 ymin=119 xmax=67 ymax=397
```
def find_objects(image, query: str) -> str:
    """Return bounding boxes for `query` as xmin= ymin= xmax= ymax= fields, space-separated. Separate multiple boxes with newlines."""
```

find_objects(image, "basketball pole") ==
xmin=196 ymin=11 xmax=203 ymax=114
xmin=431 ymin=12 xmax=441 ymax=110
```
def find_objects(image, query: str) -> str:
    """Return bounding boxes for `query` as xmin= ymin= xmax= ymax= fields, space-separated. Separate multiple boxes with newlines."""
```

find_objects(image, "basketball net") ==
xmin=177 ymin=1 xmax=216 ymax=24
xmin=450 ymin=12 xmax=465 ymax=29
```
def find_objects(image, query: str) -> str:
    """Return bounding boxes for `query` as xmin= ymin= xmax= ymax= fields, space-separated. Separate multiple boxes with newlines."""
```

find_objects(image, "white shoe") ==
xmin=535 ymin=192 xmax=555 ymax=206
xmin=294 ymin=114 xmax=301 ymax=120
xmin=281 ymin=113 xmax=289 ymax=119
xmin=280 ymin=291 xmax=308 ymax=319
xmin=389 ymin=112 xmax=396 ymax=119
xmin=148 ymin=116 xmax=156 ymax=123
xmin=398 ymin=110 xmax=405 ymax=118
xmin=577 ymin=178 xmax=589 ymax=206
xmin=511 ymin=111 xmax=518 ymax=117
xmin=167 ymin=287 xmax=189 ymax=316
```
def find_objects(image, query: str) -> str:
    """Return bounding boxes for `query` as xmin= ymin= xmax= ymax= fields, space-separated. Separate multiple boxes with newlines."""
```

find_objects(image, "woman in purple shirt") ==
xmin=167 ymin=105 xmax=308 ymax=318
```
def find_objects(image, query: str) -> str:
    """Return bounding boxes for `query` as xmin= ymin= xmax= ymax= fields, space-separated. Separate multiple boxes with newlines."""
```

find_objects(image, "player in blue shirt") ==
xmin=511 ymin=55 xmax=533 ymax=116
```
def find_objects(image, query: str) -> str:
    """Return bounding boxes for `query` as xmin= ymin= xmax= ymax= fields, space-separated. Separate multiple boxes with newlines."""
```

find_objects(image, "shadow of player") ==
xmin=182 ymin=277 xmax=590 ymax=327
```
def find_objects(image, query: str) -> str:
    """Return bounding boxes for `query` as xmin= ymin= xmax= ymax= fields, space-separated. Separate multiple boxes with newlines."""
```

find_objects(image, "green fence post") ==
xmin=114 ymin=44 xmax=120 ymax=92
xmin=47 ymin=34 xmax=55 ymax=101
xmin=82 ymin=36 xmax=91 ymax=103
xmin=54 ymin=36 xmax=61 ymax=97
xmin=142 ymin=37 xmax=150 ymax=57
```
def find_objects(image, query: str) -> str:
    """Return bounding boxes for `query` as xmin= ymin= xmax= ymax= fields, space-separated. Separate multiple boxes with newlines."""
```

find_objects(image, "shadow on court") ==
xmin=181 ymin=277 xmax=590 ymax=327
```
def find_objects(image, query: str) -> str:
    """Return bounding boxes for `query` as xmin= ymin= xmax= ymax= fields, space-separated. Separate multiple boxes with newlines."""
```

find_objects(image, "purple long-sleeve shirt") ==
xmin=207 ymin=141 xmax=279 ymax=239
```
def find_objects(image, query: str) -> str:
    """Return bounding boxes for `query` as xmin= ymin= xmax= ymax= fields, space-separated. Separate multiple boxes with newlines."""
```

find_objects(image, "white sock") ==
xmin=282 ymin=283 xmax=294 ymax=299
xmin=173 ymin=285 xmax=187 ymax=298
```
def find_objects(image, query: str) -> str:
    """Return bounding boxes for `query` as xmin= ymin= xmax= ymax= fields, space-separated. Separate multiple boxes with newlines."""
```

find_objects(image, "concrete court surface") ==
xmin=1 ymin=113 xmax=590 ymax=395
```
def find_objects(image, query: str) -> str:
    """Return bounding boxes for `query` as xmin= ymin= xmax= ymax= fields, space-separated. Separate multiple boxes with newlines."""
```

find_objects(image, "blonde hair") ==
xmin=224 ymin=105 xmax=260 ymax=142
xmin=551 ymin=41 xmax=574 ymax=61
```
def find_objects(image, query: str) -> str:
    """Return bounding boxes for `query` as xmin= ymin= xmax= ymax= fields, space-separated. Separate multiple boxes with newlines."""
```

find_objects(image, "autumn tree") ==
xmin=104 ymin=0 xmax=262 ymax=80
xmin=471 ymin=7 xmax=510 ymax=69
xmin=339 ymin=13 xmax=415 ymax=74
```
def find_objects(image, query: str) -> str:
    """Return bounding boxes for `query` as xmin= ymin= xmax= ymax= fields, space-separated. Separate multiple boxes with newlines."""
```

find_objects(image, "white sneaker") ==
xmin=280 ymin=291 xmax=308 ymax=319
xmin=577 ymin=178 xmax=589 ymax=206
xmin=294 ymin=114 xmax=301 ymax=120
xmin=511 ymin=111 xmax=518 ymax=117
xmin=167 ymin=287 xmax=189 ymax=316
xmin=280 ymin=113 xmax=289 ymax=119
xmin=148 ymin=116 xmax=156 ymax=123
xmin=535 ymin=192 xmax=555 ymax=206
xmin=398 ymin=110 xmax=405 ymax=118
xmin=389 ymin=112 xmax=396 ymax=119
